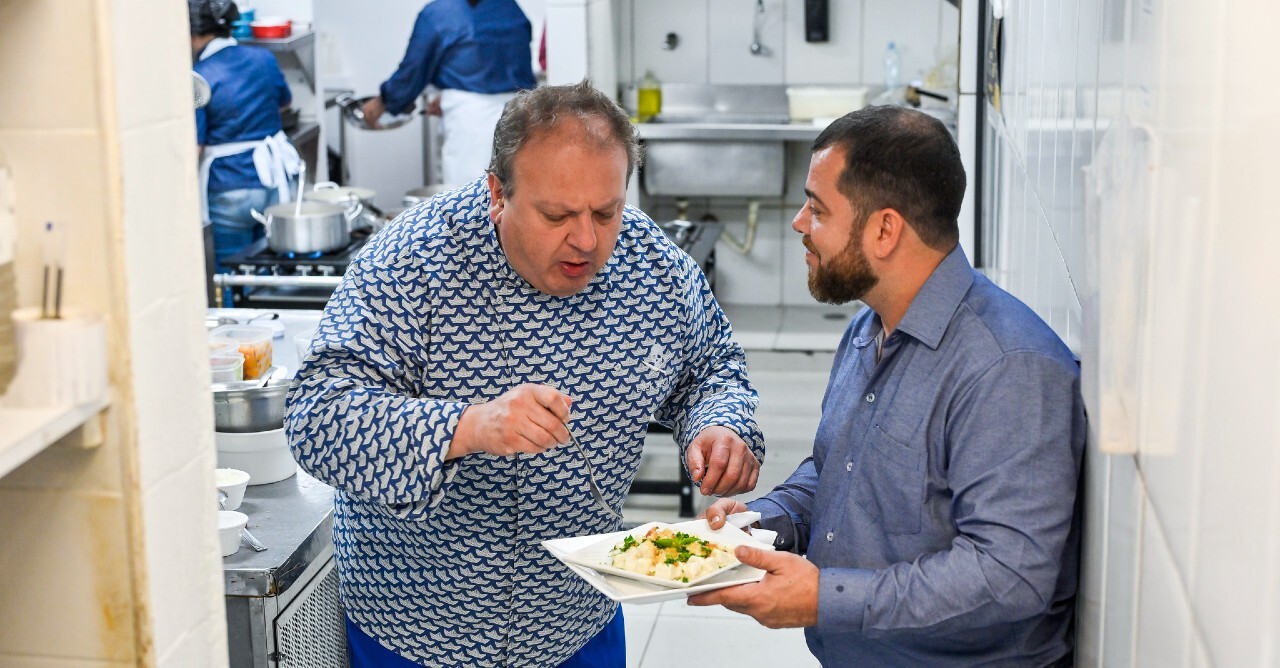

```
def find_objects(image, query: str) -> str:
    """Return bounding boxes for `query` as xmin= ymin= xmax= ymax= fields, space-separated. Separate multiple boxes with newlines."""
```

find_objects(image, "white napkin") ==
xmin=725 ymin=511 xmax=778 ymax=549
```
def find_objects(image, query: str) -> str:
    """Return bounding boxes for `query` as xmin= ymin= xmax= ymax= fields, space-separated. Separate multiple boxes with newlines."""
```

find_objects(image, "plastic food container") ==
xmin=250 ymin=17 xmax=291 ymax=39
xmin=293 ymin=329 xmax=316 ymax=362
xmin=786 ymin=86 xmax=870 ymax=123
xmin=209 ymin=325 xmax=273 ymax=380
xmin=209 ymin=353 xmax=245 ymax=383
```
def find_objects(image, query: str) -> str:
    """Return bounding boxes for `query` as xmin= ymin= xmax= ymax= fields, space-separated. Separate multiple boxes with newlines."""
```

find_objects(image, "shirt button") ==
xmin=865 ymin=392 xmax=876 ymax=403
xmin=846 ymin=462 xmax=853 ymax=472
xmin=826 ymin=531 xmax=834 ymax=542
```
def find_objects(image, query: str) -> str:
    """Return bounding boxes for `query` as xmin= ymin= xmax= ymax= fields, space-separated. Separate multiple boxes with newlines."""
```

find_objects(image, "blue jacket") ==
xmin=379 ymin=0 xmax=537 ymax=114
xmin=195 ymin=44 xmax=291 ymax=192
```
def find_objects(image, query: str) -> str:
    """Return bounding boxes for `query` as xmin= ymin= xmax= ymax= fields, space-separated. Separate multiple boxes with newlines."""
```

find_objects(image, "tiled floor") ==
xmin=618 ymin=303 xmax=850 ymax=667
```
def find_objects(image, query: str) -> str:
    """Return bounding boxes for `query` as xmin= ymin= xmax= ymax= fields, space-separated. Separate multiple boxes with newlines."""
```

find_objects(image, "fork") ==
xmin=566 ymin=431 xmax=624 ymax=520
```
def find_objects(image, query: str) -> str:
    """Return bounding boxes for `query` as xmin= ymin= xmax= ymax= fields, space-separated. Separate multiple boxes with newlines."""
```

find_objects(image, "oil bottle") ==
xmin=637 ymin=69 xmax=662 ymax=122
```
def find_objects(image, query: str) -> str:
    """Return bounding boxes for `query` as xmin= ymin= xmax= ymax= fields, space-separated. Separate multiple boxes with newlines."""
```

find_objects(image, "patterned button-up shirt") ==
xmin=285 ymin=179 xmax=763 ymax=667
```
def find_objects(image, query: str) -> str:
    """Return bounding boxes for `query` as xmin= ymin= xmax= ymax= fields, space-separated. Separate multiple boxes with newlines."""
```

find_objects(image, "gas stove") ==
xmin=215 ymin=236 xmax=369 ymax=309
xmin=225 ymin=237 xmax=367 ymax=277
xmin=212 ymin=221 xmax=721 ymax=309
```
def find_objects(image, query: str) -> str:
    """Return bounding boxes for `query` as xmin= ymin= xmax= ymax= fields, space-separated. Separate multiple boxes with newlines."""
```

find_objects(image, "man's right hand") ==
xmin=701 ymin=498 xmax=749 ymax=530
xmin=360 ymin=96 xmax=386 ymax=128
xmin=448 ymin=384 xmax=573 ymax=459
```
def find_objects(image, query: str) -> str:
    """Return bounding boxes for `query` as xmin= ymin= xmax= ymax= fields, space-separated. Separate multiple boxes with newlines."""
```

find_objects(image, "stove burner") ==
xmin=285 ymin=250 xmax=324 ymax=260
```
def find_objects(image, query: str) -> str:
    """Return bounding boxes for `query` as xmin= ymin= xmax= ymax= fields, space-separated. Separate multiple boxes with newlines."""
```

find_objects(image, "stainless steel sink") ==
xmin=650 ymin=112 xmax=790 ymax=125
xmin=633 ymin=84 xmax=791 ymax=198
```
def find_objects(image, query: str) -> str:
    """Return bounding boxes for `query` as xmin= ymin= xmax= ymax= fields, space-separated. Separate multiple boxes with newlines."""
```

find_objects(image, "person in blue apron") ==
xmin=190 ymin=0 xmax=301 ymax=266
xmin=360 ymin=0 xmax=537 ymax=187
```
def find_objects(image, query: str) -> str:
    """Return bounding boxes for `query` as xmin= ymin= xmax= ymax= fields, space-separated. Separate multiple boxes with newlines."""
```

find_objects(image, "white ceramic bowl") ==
xmin=215 ymin=468 xmax=251 ymax=511
xmin=215 ymin=428 xmax=298 ymax=485
xmin=218 ymin=510 xmax=248 ymax=557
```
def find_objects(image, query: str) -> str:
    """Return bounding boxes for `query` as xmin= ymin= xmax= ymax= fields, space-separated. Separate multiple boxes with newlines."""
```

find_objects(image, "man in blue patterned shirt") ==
xmin=692 ymin=106 xmax=1085 ymax=666
xmin=286 ymin=81 xmax=765 ymax=667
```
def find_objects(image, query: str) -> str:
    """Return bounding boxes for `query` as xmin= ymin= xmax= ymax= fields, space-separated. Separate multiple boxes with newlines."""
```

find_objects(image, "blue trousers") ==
xmin=345 ymin=606 xmax=625 ymax=667
xmin=207 ymin=187 xmax=278 ymax=267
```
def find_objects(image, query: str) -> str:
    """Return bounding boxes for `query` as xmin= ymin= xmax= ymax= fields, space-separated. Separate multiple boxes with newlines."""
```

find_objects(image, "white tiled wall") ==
xmin=987 ymin=0 xmax=1280 ymax=664
xmin=0 ymin=0 xmax=226 ymax=665
xmin=624 ymin=0 xmax=961 ymax=308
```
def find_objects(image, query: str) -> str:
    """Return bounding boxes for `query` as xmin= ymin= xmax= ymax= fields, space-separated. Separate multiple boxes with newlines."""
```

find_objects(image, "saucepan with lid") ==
xmin=252 ymin=201 xmax=356 ymax=254
xmin=306 ymin=182 xmax=382 ymax=232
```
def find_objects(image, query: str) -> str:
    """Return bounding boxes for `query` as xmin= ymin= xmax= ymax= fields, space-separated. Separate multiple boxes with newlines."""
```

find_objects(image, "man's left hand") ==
xmin=686 ymin=546 xmax=819 ymax=629
xmin=685 ymin=426 xmax=759 ymax=496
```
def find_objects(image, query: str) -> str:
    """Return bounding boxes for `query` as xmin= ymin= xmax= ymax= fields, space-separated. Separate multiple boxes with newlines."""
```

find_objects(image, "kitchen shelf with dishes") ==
xmin=0 ymin=396 xmax=110 ymax=479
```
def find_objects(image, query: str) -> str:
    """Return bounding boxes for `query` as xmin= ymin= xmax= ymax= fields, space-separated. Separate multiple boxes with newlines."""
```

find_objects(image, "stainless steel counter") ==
xmin=223 ymin=468 xmax=335 ymax=597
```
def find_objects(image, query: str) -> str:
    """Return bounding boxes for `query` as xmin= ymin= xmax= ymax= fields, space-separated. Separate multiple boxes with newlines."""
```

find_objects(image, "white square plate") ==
xmin=543 ymin=519 xmax=774 ymax=605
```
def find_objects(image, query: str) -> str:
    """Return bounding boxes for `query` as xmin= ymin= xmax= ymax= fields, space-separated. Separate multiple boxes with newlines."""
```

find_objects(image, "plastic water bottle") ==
xmin=883 ymin=42 xmax=901 ymax=94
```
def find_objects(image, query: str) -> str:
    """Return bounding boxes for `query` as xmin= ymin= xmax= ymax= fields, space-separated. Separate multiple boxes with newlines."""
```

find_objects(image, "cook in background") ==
xmin=190 ymin=0 xmax=301 ymax=266
xmin=360 ymin=0 xmax=537 ymax=187
xmin=691 ymin=106 xmax=1086 ymax=668
xmin=286 ymin=81 xmax=764 ymax=668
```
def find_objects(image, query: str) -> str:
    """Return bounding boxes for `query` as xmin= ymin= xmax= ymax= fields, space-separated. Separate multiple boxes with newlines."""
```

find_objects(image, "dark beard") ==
xmin=808 ymin=232 xmax=878 ymax=304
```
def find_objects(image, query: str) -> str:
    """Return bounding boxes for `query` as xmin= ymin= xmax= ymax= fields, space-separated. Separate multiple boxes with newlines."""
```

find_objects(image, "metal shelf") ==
xmin=242 ymin=31 xmax=316 ymax=89
xmin=0 ymin=396 xmax=110 ymax=479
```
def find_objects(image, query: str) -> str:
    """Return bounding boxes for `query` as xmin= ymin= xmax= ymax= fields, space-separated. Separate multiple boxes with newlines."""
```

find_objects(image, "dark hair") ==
xmin=812 ymin=105 xmax=965 ymax=251
xmin=189 ymin=0 xmax=239 ymax=37
xmin=488 ymin=80 xmax=643 ymax=197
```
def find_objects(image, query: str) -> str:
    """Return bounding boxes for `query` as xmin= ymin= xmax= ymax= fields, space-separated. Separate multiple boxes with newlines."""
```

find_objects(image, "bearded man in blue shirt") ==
xmin=693 ymin=105 xmax=1086 ymax=667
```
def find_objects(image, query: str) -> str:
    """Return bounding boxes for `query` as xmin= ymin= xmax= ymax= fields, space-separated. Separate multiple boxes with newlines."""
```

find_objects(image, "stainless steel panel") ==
xmin=643 ymin=140 xmax=785 ymax=197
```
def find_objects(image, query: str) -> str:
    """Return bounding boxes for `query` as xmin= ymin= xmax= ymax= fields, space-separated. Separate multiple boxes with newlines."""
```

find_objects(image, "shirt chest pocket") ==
xmin=851 ymin=426 xmax=926 ymax=535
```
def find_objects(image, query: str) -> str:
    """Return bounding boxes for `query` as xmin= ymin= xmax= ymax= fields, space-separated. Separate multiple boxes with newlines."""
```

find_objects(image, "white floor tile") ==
xmin=722 ymin=303 xmax=782 ymax=350
xmin=640 ymin=615 xmax=819 ymax=667
xmin=621 ymin=603 xmax=661 ymax=668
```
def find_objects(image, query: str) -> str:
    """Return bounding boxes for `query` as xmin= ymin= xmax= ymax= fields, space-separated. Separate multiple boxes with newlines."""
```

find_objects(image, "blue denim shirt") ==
xmin=749 ymin=247 xmax=1085 ymax=666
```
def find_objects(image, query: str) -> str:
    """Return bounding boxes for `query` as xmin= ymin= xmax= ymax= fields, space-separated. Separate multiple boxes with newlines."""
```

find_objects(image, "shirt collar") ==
xmin=892 ymin=244 xmax=975 ymax=350
xmin=199 ymin=36 xmax=237 ymax=61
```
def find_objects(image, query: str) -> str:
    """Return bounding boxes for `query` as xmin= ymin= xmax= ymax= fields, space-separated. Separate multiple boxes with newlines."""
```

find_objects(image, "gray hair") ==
xmin=488 ymin=80 xmax=643 ymax=197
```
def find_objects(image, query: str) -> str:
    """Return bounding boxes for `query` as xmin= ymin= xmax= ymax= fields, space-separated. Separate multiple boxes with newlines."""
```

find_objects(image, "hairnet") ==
xmin=189 ymin=0 xmax=240 ymax=35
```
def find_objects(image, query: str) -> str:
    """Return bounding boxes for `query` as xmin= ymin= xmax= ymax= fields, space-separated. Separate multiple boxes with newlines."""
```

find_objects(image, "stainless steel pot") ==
xmin=252 ymin=201 xmax=354 ymax=254
xmin=213 ymin=378 xmax=291 ymax=433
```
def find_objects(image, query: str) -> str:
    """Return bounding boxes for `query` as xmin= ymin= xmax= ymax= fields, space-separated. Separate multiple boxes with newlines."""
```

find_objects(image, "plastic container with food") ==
xmin=785 ymin=86 xmax=870 ymax=123
xmin=250 ymin=17 xmax=291 ymax=39
xmin=209 ymin=352 xmax=245 ymax=383
xmin=209 ymin=325 xmax=273 ymax=380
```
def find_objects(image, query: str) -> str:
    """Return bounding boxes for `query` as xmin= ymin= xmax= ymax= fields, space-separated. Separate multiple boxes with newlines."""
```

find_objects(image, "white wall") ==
xmin=984 ymin=0 xmax=1280 ymax=664
xmin=0 ymin=0 xmax=227 ymax=665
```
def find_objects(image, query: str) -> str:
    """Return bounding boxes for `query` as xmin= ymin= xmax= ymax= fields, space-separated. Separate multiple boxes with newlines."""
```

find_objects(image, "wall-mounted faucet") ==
xmin=750 ymin=0 xmax=771 ymax=56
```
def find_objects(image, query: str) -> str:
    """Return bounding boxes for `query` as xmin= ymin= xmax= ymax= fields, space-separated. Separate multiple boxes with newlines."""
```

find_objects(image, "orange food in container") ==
xmin=209 ymin=325 xmax=273 ymax=380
